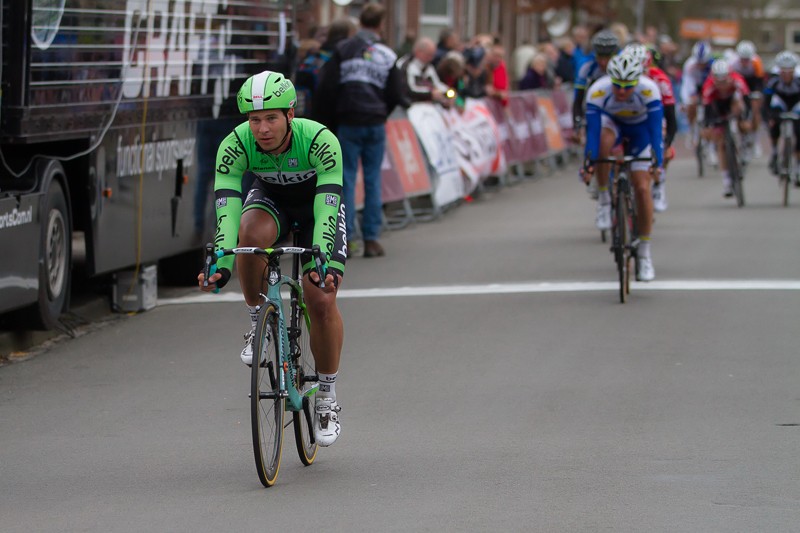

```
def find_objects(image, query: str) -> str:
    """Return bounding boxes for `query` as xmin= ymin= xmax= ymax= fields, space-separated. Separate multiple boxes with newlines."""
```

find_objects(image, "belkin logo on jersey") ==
xmin=310 ymin=141 xmax=338 ymax=172
xmin=259 ymin=170 xmax=316 ymax=185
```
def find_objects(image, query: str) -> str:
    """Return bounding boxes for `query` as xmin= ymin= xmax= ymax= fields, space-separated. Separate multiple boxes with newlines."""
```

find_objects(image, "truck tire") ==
xmin=36 ymin=179 xmax=72 ymax=329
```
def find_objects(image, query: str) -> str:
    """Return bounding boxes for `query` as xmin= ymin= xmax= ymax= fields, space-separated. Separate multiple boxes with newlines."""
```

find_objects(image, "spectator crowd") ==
xmin=282 ymin=4 xmax=783 ymax=258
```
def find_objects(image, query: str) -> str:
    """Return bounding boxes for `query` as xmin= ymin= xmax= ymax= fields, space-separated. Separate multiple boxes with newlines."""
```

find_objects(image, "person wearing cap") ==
xmin=198 ymin=70 xmax=346 ymax=447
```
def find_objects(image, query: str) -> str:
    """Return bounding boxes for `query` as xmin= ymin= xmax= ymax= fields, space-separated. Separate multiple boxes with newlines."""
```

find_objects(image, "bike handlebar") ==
xmin=203 ymin=243 xmax=328 ymax=293
xmin=779 ymin=112 xmax=799 ymax=121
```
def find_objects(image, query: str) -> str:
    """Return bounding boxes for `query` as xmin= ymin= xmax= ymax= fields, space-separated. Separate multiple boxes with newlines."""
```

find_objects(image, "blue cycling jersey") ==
xmin=584 ymin=75 xmax=665 ymax=167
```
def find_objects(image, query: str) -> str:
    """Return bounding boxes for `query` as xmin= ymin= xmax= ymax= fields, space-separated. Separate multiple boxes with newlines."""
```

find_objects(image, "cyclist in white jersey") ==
xmin=581 ymin=53 xmax=664 ymax=281
xmin=681 ymin=41 xmax=715 ymax=146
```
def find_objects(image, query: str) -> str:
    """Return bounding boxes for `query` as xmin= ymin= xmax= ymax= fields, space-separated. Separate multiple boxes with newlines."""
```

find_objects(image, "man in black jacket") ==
xmin=313 ymin=3 xmax=406 ymax=258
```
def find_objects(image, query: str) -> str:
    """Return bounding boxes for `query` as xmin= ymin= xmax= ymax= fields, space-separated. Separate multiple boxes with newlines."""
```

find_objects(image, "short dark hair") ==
xmin=360 ymin=3 xmax=385 ymax=29
xmin=438 ymin=27 xmax=455 ymax=45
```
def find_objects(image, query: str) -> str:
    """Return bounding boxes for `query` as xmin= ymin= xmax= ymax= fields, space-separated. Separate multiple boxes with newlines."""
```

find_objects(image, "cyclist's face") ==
xmin=713 ymin=75 xmax=731 ymax=88
xmin=249 ymin=109 xmax=293 ymax=151
xmin=779 ymin=68 xmax=794 ymax=84
xmin=611 ymin=80 xmax=636 ymax=101
xmin=597 ymin=56 xmax=612 ymax=70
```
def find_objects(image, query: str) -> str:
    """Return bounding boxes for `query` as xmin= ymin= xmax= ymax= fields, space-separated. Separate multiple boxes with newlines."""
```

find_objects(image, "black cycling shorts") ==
xmin=241 ymin=179 xmax=346 ymax=275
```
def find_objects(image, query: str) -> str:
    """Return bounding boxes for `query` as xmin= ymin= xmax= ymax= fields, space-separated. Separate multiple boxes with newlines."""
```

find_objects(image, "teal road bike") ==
xmin=203 ymin=230 xmax=324 ymax=487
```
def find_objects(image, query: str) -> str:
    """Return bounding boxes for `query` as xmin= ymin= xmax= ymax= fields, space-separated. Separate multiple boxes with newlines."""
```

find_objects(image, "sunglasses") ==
xmin=612 ymin=80 xmax=638 ymax=89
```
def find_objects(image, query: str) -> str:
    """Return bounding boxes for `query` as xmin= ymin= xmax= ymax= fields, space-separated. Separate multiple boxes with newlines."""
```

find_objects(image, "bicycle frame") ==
xmin=709 ymin=115 xmax=746 ymax=206
xmin=262 ymin=248 xmax=311 ymax=412
xmin=205 ymin=242 xmax=324 ymax=412
xmin=778 ymin=112 xmax=798 ymax=207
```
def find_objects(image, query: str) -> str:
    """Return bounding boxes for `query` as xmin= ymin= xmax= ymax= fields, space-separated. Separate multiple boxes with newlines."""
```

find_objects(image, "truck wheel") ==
xmin=36 ymin=180 xmax=72 ymax=329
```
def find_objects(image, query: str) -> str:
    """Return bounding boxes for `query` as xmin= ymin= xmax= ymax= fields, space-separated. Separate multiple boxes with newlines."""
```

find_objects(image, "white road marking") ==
xmin=158 ymin=280 xmax=800 ymax=306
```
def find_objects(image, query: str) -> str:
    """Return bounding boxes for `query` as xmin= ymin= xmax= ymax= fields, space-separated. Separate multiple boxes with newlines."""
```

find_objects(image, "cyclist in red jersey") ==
xmin=701 ymin=59 xmax=752 ymax=197
xmin=625 ymin=43 xmax=676 ymax=212
xmin=729 ymin=40 xmax=766 ymax=159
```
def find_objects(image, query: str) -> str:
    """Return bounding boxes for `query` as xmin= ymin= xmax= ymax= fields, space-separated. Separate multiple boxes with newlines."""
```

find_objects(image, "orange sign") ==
xmin=680 ymin=19 xmax=739 ymax=45
xmin=535 ymin=95 xmax=566 ymax=154
xmin=385 ymin=119 xmax=432 ymax=197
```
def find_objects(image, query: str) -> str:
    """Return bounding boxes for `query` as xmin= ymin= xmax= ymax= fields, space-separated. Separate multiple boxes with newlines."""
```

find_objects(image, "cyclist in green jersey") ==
xmin=197 ymin=71 xmax=346 ymax=446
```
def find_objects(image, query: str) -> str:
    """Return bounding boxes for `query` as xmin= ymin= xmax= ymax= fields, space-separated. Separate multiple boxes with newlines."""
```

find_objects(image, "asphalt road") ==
xmin=2 ymin=152 xmax=799 ymax=532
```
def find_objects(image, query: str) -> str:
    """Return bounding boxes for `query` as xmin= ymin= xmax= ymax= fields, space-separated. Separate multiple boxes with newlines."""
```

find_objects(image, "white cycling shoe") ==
xmin=314 ymin=396 xmax=341 ymax=447
xmin=652 ymin=182 xmax=668 ymax=212
xmin=637 ymin=256 xmax=656 ymax=282
xmin=595 ymin=202 xmax=612 ymax=230
xmin=241 ymin=326 xmax=255 ymax=366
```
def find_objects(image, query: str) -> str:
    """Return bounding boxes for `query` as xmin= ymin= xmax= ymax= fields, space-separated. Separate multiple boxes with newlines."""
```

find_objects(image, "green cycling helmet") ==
xmin=237 ymin=70 xmax=296 ymax=114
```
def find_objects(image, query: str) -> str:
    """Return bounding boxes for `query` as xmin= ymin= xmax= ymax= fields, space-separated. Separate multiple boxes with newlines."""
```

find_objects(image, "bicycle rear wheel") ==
xmin=251 ymin=305 xmax=284 ymax=487
xmin=727 ymin=132 xmax=745 ymax=208
xmin=696 ymin=139 xmax=705 ymax=177
xmin=781 ymin=136 xmax=793 ymax=207
xmin=614 ymin=190 xmax=629 ymax=303
xmin=625 ymin=196 xmax=637 ymax=297
xmin=291 ymin=301 xmax=318 ymax=466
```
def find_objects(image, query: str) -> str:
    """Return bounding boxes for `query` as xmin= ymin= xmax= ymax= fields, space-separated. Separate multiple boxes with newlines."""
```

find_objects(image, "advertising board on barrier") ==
xmin=464 ymin=99 xmax=507 ymax=179
xmin=549 ymin=89 xmax=575 ymax=147
xmin=501 ymin=96 xmax=530 ymax=164
xmin=513 ymin=92 xmax=549 ymax=162
xmin=439 ymin=103 xmax=504 ymax=192
xmin=530 ymin=93 xmax=566 ymax=154
xmin=384 ymin=118 xmax=433 ymax=198
xmin=406 ymin=103 xmax=464 ymax=206
xmin=354 ymin=150 xmax=406 ymax=209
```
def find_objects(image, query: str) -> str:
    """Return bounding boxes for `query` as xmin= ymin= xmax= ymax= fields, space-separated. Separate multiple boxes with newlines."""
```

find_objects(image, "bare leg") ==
xmin=237 ymin=209 xmax=278 ymax=307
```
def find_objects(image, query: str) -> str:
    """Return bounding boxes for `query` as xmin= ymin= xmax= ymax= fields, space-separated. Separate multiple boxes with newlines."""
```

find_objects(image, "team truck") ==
xmin=0 ymin=0 xmax=297 ymax=328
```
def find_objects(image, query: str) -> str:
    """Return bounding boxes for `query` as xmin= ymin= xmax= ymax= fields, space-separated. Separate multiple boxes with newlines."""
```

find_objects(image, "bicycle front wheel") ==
xmin=251 ymin=305 xmax=284 ymax=487
xmin=782 ymin=136 xmax=793 ymax=207
xmin=696 ymin=140 xmax=705 ymax=178
xmin=291 ymin=303 xmax=318 ymax=466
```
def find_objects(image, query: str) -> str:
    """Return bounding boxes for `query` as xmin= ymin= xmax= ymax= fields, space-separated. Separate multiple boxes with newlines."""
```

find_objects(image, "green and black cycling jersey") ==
xmin=213 ymin=117 xmax=346 ymax=277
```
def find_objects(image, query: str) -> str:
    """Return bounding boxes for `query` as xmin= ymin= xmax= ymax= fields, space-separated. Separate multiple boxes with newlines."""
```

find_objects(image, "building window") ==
xmin=786 ymin=24 xmax=800 ymax=52
xmin=420 ymin=0 xmax=452 ymax=41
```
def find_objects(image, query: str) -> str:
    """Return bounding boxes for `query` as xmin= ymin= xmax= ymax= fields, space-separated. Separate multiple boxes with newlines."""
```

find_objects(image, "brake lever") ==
xmin=203 ymin=243 xmax=220 ymax=294
xmin=311 ymin=245 xmax=325 ymax=289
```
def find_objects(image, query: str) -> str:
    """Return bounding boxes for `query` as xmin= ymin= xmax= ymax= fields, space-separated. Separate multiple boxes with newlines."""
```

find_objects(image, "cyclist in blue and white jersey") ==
xmin=680 ymin=41 xmax=716 ymax=145
xmin=581 ymin=53 xmax=664 ymax=281
xmin=572 ymin=30 xmax=620 ymax=199
xmin=572 ymin=30 xmax=621 ymax=136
